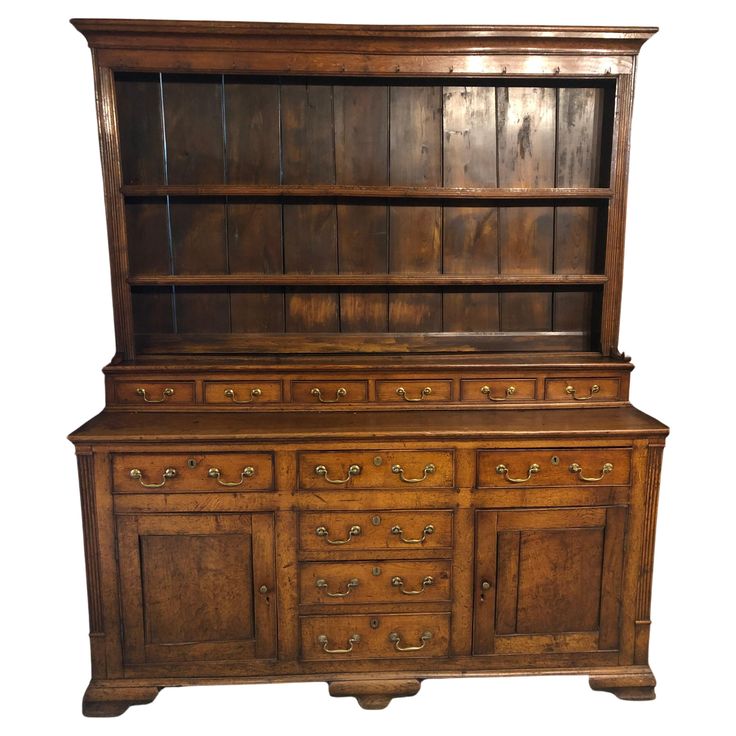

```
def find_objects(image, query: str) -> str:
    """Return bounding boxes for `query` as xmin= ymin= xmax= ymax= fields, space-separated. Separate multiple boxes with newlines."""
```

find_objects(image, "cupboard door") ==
xmin=117 ymin=513 xmax=276 ymax=665
xmin=473 ymin=507 xmax=625 ymax=656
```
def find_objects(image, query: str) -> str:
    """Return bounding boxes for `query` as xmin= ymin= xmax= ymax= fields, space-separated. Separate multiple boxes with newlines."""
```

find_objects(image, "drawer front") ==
xmin=299 ymin=511 xmax=453 ymax=552
xmin=299 ymin=560 xmax=451 ymax=605
xmin=300 ymin=613 xmax=450 ymax=660
xmin=204 ymin=381 xmax=282 ymax=405
xmin=113 ymin=381 xmax=195 ymax=405
xmin=460 ymin=379 xmax=537 ymax=403
xmin=112 ymin=452 xmax=275 ymax=493
xmin=477 ymin=449 xmax=631 ymax=488
xmin=299 ymin=450 xmax=454 ymax=490
xmin=545 ymin=378 xmax=621 ymax=402
xmin=290 ymin=380 xmax=368 ymax=404
xmin=376 ymin=380 xmax=453 ymax=404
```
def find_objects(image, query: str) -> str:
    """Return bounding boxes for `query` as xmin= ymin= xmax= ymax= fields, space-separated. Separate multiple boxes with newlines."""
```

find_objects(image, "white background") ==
xmin=2 ymin=1 xmax=734 ymax=733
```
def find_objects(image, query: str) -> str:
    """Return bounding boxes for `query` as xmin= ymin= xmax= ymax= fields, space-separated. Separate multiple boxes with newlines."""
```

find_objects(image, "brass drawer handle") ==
xmin=207 ymin=466 xmax=255 ymax=487
xmin=391 ymin=524 xmax=434 ymax=544
xmin=396 ymin=386 xmax=432 ymax=402
xmin=388 ymin=631 xmax=432 ymax=652
xmin=392 ymin=575 xmax=434 ymax=595
xmin=316 ymin=578 xmax=359 ymax=598
xmin=495 ymin=463 xmax=540 ymax=483
xmin=315 ymin=464 xmax=361 ymax=484
xmin=315 ymin=525 xmax=362 ymax=545
xmin=318 ymin=633 xmax=360 ymax=654
xmin=311 ymin=387 xmax=347 ymax=403
xmin=569 ymin=462 xmax=614 ymax=482
xmin=391 ymin=463 xmax=435 ymax=483
xmin=224 ymin=388 xmax=262 ymax=404
xmin=565 ymin=384 xmax=600 ymax=401
xmin=481 ymin=385 xmax=516 ymax=402
xmin=136 ymin=387 xmax=173 ymax=403
xmin=129 ymin=467 xmax=176 ymax=488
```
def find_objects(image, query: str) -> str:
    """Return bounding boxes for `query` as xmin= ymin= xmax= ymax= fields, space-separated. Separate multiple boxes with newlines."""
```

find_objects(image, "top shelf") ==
xmin=121 ymin=185 xmax=614 ymax=200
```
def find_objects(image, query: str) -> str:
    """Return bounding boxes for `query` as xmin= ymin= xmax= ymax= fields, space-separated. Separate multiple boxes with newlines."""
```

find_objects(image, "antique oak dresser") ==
xmin=69 ymin=19 xmax=667 ymax=716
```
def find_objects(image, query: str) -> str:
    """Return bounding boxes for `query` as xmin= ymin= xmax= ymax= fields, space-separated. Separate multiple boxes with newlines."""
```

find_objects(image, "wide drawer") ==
xmin=477 ymin=448 xmax=631 ymax=488
xmin=112 ymin=452 xmax=275 ymax=493
xmin=299 ymin=511 xmax=453 ymax=552
xmin=299 ymin=450 xmax=454 ymax=490
xmin=460 ymin=379 xmax=537 ymax=403
xmin=290 ymin=380 xmax=368 ymax=404
xmin=300 ymin=613 xmax=450 ymax=660
xmin=545 ymin=378 xmax=621 ymax=402
xmin=299 ymin=560 xmax=451 ymax=605
xmin=203 ymin=380 xmax=282 ymax=405
xmin=375 ymin=379 xmax=453 ymax=404
xmin=113 ymin=381 xmax=195 ymax=405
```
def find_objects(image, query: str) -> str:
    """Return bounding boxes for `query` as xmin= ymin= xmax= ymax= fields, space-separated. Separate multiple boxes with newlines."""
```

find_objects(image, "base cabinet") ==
xmin=73 ymin=425 xmax=665 ymax=714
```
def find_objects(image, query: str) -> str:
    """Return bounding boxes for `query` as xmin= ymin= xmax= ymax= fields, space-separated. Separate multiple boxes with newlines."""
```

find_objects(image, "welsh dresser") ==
xmin=69 ymin=19 xmax=667 ymax=716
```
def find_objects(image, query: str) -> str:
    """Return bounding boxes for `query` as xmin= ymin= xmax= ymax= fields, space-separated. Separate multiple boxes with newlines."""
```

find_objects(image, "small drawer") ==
xmin=376 ymin=380 xmax=453 ymax=403
xmin=204 ymin=380 xmax=282 ymax=405
xmin=460 ymin=379 xmax=537 ymax=403
xmin=112 ymin=452 xmax=274 ymax=493
xmin=299 ymin=511 xmax=453 ymax=552
xmin=113 ymin=381 xmax=195 ymax=405
xmin=299 ymin=560 xmax=451 ymax=605
xmin=291 ymin=380 xmax=368 ymax=404
xmin=477 ymin=448 xmax=631 ymax=488
xmin=545 ymin=378 xmax=621 ymax=402
xmin=298 ymin=450 xmax=454 ymax=490
xmin=300 ymin=612 xmax=450 ymax=660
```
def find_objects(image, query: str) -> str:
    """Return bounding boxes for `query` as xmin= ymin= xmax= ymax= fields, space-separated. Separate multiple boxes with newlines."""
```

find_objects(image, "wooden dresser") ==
xmin=69 ymin=19 xmax=667 ymax=716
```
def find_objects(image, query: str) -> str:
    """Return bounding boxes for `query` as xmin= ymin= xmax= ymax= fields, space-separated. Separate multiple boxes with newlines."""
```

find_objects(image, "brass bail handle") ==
xmin=391 ymin=575 xmax=434 ymax=595
xmin=224 ymin=388 xmax=262 ymax=404
xmin=565 ymin=384 xmax=600 ymax=401
xmin=388 ymin=631 xmax=433 ymax=652
xmin=391 ymin=523 xmax=434 ymax=544
xmin=569 ymin=462 xmax=614 ymax=482
xmin=481 ymin=385 xmax=516 ymax=402
xmin=316 ymin=578 xmax=360 ymax=598
xmin=136 ymin=387 xmax=174 ymax=403
xmin=311 ymin=387 xmax=347 ymax=403
xmin=129 ymin=467 xmax=177 ymax=488
xmin=208 ymin=466 xmax=255 ymax=487
xmin=315 ymin=525 xmax=362 ymax=545
xmin=391 ymin=463 xmax=436 ymax=483
xmin=395 ymin=386 xmax=432 ymax=402
xmin=315 ymin=463 xmax=361 ymax=484
xmin=495 ymin=463 xmax=540 ymax=483
xmin=318 ymin=634 xmax=360 ymax=654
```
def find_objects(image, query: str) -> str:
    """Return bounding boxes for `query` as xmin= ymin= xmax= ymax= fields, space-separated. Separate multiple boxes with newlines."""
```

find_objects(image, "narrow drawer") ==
xmin=291 ymin=380 xmax=368 ymax=404
xmin=299 ymin=511 xmax=453 ymax=552
xmin=376 ymin=379 xmax=453 ymax=404
xmin=300 ymin=613 xmax=450 ymax=660
xmin=112 ymin=452 xmax=274 ymax=493
xmin=113 ymin=381 xmax=195 ymax=405
xmin=299 ymin=560 xmax=451 ymax=605
xmin=299 ymin=450 xmax=454 ymax=490
xmin=460 ymin=379 xmax=537 ymax=403
xmin=545 ymin=378 xmax=621 ymax=402
xmin=204 ymin=380 xmax=282 ymax=405
xmin=477 ymin=448 xmax=631 ymax=488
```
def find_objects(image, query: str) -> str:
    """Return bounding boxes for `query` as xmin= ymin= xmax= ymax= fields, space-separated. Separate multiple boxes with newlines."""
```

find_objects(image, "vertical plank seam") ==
xmin=277 ymin=80 xmax=286 ymax=331
xmin=159 ymin=72 xmax=178 ymax=333
xmin=221 ymin=74 xmax=232 ymax=334
xmin=494 ymin=84 xmax=503 ymax=328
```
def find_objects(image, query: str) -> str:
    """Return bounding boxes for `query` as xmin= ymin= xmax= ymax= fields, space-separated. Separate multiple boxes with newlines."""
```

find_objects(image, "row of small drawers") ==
xmin=112 ymin=377 xmax=623 ymax=406
xmin=113 ymin=449 xmax=631 ymax=492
